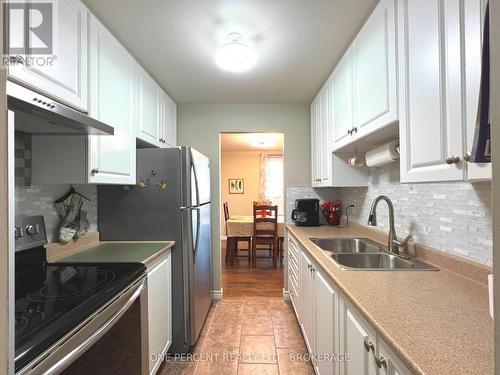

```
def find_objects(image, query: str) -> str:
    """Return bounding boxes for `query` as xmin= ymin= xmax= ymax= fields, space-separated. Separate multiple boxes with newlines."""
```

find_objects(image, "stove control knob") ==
xmin=14 ymin=226 xmax=23 ymax=238
xmin=25 ymin=224 xmax=37 ymax=236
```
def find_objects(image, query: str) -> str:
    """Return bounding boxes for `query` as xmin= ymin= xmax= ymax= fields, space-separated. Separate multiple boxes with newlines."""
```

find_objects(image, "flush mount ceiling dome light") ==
xmin=215 ymin=32 xmax=257 ymax=73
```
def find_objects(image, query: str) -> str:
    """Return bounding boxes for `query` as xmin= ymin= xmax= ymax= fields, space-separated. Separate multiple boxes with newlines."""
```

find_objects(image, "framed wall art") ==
xmin=229 ymin=179 xmax=244 ymax=194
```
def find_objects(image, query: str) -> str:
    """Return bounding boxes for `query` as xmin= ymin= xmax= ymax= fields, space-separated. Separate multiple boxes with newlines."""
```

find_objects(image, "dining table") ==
xmin=225 ymin=215 xmax=285 ymax=266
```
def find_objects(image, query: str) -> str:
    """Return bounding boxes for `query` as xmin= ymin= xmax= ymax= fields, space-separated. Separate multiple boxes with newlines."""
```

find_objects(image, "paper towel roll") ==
xmin=365 ymin=141 xmax=399 ymax=167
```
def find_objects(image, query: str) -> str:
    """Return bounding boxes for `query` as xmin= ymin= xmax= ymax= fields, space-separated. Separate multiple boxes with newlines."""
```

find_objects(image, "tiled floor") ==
xmin=158 ymin=298 xmax=314 ymax=375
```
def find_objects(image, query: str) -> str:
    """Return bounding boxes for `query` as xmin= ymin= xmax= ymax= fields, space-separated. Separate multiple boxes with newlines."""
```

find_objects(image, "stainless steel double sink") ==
xmin=310 ymin=237 xmax=438 ymax=271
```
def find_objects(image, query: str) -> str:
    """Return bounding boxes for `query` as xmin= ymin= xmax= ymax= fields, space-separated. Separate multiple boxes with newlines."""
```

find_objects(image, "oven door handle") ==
xmin=41 ymin=278 xmax=146 ymax=375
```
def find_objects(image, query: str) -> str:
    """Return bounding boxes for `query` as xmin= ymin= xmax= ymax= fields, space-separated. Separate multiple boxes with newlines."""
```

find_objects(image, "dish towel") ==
xmin=55 ymin=191 xmax=90 ymax=242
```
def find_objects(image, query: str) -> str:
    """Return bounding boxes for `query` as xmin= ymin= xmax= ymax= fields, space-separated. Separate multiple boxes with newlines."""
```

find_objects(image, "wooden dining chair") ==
xmin=252 ymin=204 xmax=279 ymax=267
xmin=223 ymin=202 xmax=251 ymax=262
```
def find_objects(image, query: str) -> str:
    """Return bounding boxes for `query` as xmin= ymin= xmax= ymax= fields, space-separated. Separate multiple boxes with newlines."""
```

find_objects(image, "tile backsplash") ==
xmin=285 ymin=186 xmax=338 ymax=225
xmin=286 ymin=162 xmax=492 ymax=267
xmin=15 ymin=132 xmax=98 ymax=243
xmin=339 ymin=163 xmax=492 ymax=266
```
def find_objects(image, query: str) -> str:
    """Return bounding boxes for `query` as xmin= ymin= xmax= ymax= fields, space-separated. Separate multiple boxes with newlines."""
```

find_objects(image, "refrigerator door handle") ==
xmin=192 ymin=207 xmax=201 ymax=262
xmin=190 ymin=150 xmax=200 ymax=207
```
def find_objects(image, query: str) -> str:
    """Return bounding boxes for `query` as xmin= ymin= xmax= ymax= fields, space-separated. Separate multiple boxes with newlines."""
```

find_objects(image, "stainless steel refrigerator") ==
xmin=97 ymin=147 xmax=212 ymax=353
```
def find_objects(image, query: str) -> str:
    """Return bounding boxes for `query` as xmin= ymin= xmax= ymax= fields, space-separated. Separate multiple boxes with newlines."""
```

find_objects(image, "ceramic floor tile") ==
xmin=241 ymin=314 xmax=274 ymax=335
xmin=239 ymin=335 xmax=277 ymax=364
xmin=159 ymin=359 xmax=197 ymax=375
xmin=270 ymin=308 xmax=298 ymax=324
xmin=273 ymin=322 xmax=306 ymax=349
xmin=194 ymin=347 xmax=239 ymax=375
xmin=205 ymin=324 xmax=242 ymax=348
xmin=243 ymin=300 xmax=271 ymax=315
xmin=237 ymin=363 xmax=279 ymax=375
xmin=276 ymin=349 xmax=315 ymax=375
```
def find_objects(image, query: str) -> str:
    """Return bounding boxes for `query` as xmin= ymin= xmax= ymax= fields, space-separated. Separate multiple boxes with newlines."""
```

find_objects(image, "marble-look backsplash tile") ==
xmin=285 ymin=186 xmax=339 ymax=225
xmin=336 ymin=162 xmax=492 ymax=266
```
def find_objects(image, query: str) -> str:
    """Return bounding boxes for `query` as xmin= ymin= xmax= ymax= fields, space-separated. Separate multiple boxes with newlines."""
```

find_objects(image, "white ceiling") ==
xmin=221 ymin=133 xmax=284 ymax=152
xmin=83 ymin=0 xmax=377 ymax=104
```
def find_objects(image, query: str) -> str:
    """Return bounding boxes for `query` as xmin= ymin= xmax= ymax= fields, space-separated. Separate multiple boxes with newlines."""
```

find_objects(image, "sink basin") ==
xmin=310 ymin=237 xmax=383 ymax=253
xmin=310 ymin=237 xmax=438 ymax=271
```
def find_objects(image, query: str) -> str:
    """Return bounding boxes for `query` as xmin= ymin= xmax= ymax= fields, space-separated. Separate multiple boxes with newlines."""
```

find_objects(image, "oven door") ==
xmin=16 ymin=276 xmax=147 ymax=375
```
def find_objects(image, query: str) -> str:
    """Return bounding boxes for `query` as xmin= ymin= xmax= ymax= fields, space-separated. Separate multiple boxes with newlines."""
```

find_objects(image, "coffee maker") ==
xmin=291 ymin=199 xmax=320 ymax=227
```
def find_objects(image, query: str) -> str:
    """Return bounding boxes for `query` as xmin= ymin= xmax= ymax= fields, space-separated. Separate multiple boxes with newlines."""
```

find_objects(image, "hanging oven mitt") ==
xmin=55 ymin=193 xmax=87 ymax=242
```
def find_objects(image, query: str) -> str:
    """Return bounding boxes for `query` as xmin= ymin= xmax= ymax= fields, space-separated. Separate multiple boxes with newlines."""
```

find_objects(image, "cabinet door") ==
xmin=8 ymin=0 xmax=88 ymax=111
xmin=340 ymin=303 xmax=378 ymax=375
xmin=137 ymin=66 xmax=161 ymax=147
xmin=300 ymin=250 xmax=315 ymax=354
xmin=398 ymin=0 xmax=464 ymax=182
xmin=332 ymin=51 xmax=354 ymax=150
xmin=287 ymin=235 xmax=301 ymax=318
xmin=319 ymin=83 xmax=333 ymax=186
xmin=379 ymin=340 xmax=411 ymax=375
xmin=314 ymin=268 xmax=338 ymax=375
xmin=463 ymin=0 xmax=490 ymax=180
xmin=160 ymin=91 xmax=177 ymax=148
xmin=311 ymin=97 xmax=320 ymax=186
xmin=352 ymin=0 xmax=397 ymax=137
xmin=147 ymin=254 xmax=172 ymax=375
xmin=88 ymin=15 xmax=135 ymax=184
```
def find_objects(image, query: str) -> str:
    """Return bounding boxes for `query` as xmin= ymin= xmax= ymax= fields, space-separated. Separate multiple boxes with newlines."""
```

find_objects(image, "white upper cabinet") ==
xmin=137 ymin=65 xmax=161 ymax=147
xmin=331 ymin=0 xmax=397 ymax=152
xmin=398 ymin=0 xmax=465 ymax=183
xmin=311 ymin=77 xmax=369 ymax=188
xmin=331 ymin=51 xmax=354 ymax=149
xmin=352 ymin=0 xmax=397 ymax=138
xmin=8 ymin=0 xmax=88 ymax=111
xmin=312 ymin=82 xmax=333 ymax=187
xmin=160 ymin=91 xmax=177 ymax=147
xmin=463 ymin=0 xmax=490 ymax=180
xmin=88 ymin=14 xmax=135 ymax=184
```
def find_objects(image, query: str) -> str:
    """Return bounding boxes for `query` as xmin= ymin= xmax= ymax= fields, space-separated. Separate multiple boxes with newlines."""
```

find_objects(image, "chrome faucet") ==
xmin=367 ymin=195 xmax=411 ymax=255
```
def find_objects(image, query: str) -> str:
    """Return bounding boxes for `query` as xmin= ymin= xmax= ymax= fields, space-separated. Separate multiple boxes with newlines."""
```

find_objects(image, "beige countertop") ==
xmin=286 ymin=223 xmax=493 ymax=375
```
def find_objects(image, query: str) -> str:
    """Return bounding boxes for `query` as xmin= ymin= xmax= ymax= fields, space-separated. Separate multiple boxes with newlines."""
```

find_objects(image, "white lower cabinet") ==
xmin=145 ymin=251 xmax=172 ymax=375
xmin=339 ymin=300 xmax=378 ymax=375
xmin=288 ymin=232 xmax=411 ymax=375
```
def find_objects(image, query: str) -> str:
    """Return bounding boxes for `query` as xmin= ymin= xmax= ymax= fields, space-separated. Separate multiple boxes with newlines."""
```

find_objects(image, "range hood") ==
xmin=7 ymin=81 xmax=114 ymax=136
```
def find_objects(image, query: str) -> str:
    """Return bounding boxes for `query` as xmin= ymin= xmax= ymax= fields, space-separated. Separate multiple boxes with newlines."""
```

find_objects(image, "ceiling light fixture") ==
xmin=215 ymin=32 xmax=257 ymax=73
xmin=248 ymin=134 xmax=277 ymax=148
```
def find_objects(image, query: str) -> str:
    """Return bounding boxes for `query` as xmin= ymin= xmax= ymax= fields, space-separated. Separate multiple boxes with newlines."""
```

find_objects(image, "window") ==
xmin=263 ymin=155 xmax=284 ymax=213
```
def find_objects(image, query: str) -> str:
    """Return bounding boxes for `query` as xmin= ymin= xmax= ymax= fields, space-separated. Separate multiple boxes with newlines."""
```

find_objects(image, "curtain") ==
xmin=259 ymin=153 xmax=269 ymax=200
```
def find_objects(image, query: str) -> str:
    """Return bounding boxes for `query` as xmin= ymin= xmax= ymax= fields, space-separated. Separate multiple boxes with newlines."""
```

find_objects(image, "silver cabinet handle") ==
xmin=375 ymin=355 xmax=387 ymax=369
xmin=463 ymin=152 xmax=471 ymax=162
xmin=91 ymin=168 xmax=99 ymax=174
xmin=353 ymin=126 xmax=358 ymax=133
xmin=307 ymin=264 xmax=312 ymax=269
xmin=445 ymin=156 xmax=460 ymax=164
xmin=363 ymin=337 xmax=374 ymax=352
xmin=347 ymin=129 xmax=352 ymax=135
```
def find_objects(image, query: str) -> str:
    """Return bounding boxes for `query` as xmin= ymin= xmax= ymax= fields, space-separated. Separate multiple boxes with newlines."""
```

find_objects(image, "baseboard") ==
xmin=211 ymin=288 xmax=223 ymax=300
xmin=282 ymin=289 xmax=290 ymax=301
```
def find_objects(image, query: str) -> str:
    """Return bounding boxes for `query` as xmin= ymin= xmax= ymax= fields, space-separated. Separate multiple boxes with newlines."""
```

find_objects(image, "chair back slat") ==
xmin=223 ymin=202 xmax=229 ymax=222
xmin=253 ymin=203 xmax=278 ymax=238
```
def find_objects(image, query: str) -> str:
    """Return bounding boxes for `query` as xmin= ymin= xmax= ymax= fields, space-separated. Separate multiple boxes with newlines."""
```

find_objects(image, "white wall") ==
xmin=177 ymin=103 xmax=310 ymax=291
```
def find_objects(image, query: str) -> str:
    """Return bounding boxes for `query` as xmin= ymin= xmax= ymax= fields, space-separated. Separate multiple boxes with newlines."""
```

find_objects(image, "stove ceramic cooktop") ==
xmin=15 ymin=260 xmax=145 ymax=372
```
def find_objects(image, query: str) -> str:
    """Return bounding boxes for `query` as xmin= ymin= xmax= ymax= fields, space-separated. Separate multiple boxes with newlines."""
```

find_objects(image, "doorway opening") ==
xmin=219 ymin=132 xmax=285 ymax=297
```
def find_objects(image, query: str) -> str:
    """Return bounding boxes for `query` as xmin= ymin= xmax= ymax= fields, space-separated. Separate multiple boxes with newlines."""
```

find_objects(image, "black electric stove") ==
xmin=14 ymin=216 xmax=146 ymax=373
